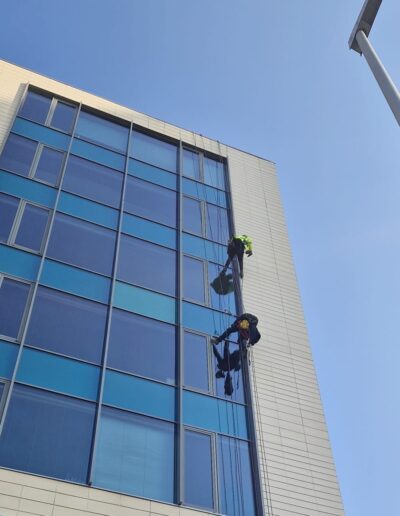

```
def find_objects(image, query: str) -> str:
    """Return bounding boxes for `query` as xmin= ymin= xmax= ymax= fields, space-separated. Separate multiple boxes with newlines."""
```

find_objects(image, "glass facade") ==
xmin=0 ymin=87 xmax=258 ymax=515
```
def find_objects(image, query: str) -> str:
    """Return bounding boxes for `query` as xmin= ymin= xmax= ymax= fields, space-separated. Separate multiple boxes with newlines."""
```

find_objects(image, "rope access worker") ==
xmin=222 ymin=235 xmax=253 ymax=279
xmin=211 ymin=313 xmax=261 ymax=395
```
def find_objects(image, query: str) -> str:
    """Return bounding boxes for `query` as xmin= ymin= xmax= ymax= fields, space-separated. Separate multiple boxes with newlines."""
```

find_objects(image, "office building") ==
xmin=0 ymin=60 xmax=344 ymax=515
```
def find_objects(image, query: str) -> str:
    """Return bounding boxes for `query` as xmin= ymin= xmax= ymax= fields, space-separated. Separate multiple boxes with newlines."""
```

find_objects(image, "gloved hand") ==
xmin=210 ymin=336 xmax=219 ymax=344
xmin=246 ymin=250 xmax=253 ymax=257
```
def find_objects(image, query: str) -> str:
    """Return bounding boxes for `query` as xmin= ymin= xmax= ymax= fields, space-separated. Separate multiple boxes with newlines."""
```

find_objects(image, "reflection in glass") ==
xmin=131 ymin=131 xmax=177 ymax=172
xmin=76 ymin=111 xmax=129 ymax=153
xmin=18 ymin=91 xmax=51 ymax=124
xmin=183 ymin=149 xmax=200 ymax=180
xmin=0 ymin=193 xmax=19 ymax=243
xmin=0 ymin=278 xmax=30 ymax=339
xmin=35 ymin=147 xmax=65 ymax=185
xmin=184 ymin=430 xmax=213 ymax=510
xmin=27 ymin=286 xmax=107 ymax=364
xmin=51 ymin=102 xmax=77 ymax=133
xmin=183 ymin=196 xmax=202 ymax=235
xmin=108 ymin=308 xmax=176 ymax=383
xmin=204 ymin=157 xmax=225 ymax=190
xmin=184 ymin=332 xmax=209 ymax=391
xmin=0 ymin=385 xmax=95 ymax=483
xmin=209 ymin=262 xmax=236 ymax=314
xmin=183 ymin=256 xmax=205 ymax=303
xmin=0 ymin=134 xmax=37 ymax=177
xmin=15 ymin=204 xmax=49 ymax=252
xmin=205 ymin=203 xmax=229 ymax=244
xmin=93 ymin=407 xmax=174 ymax=503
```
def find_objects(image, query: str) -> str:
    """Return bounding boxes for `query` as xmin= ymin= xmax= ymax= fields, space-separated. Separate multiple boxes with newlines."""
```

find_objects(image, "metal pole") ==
xmin=356 ymin=29 xmax=400 ymax=126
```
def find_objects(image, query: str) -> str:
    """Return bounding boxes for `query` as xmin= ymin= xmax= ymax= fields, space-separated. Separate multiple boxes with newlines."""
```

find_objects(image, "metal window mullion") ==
xmin=45 ymin=98 xmax=57 ymax=127
xmin=87 ymin=123 xmax=133 ymax=485
xmin=0 ymin=102 xmax=83 ymax=437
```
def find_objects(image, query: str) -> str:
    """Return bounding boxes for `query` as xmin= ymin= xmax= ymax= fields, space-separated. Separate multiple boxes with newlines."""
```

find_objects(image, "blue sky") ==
xmin=1 ymin=1 xmax=399 ymax=514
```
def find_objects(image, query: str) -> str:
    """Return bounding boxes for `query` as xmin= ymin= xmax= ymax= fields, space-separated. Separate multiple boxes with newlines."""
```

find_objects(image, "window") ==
xmin=184 ymin=332 xmax=209 ymax=391
xmin=124 ymin=176 xmax=177 ymax=227
xmin=118 ymin=235 xmax=176 ymax=296
xmin=34 ymin=146 xmax=65 ymax=185
xmin=18 ymin=91 xmax=52 ymax=124
xmin=47 ymin=213 xmax=116 ymax=276
xmin=183 ymin=197 xmax=202 ymax=235
xmin=208 ymin=262 xmax=237 ymax=314
xmin=76 ymin=111 xmax=129 ymax=153
xmin=27 ymin=287 xmax=108 ymax=364
xmin=50 ymin=101 xmax=77 ymax=133
xmin=93 ymin=407 xmax=174 ymax=503
xmin=204 ymin=157 xmax=225 ymax=190
xmin=14 ymin=203 xmax=49 ymax=253
xmin=108 ymin=309 xmax=176 ymax=384
xmin=217 ymin=436 xmax=256 ymax=516
xmin=0 ymin=277 xmax=30 ymax=340
xmin=183 ymin=256 xmax=205 ymax=303
xmin=205 ymin=203 xmax=229 ymax=244
xmin=212 ymin=341 xmax=245 ymax=403
xmin=0 ymin=193 xmax=19 ymax=243
xmin=184 ymin=430 xmax=214 ymax=510
xmin=183 ymin=149 xmax=200 ymax=180
xmin=0 ymin=385 xmax=96 ymax=483
xmin=131 ymin=131 xmax=177 ymax=172
xmin=0 ymin=133 xmax=37 ymax=176
xmin=63 ymin=155 xmax=123 ymax=208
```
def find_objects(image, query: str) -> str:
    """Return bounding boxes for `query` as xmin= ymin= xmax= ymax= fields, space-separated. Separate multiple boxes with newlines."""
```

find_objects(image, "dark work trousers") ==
xmin=223 ymin=239 xmax=245 ymax=277
xmin=213 ymin=341 xmax=241 ymax=372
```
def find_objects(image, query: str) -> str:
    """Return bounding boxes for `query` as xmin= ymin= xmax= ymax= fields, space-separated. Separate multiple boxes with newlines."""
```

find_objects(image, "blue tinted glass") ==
xmin=71 ymin=139 xmax=125 ymax=171
xmin=0 ymin=134 xmax=37 ymax=176
xmin=15 ymin=204 xmax=49 ymax=252
xmin=17 ymin=348 xmax=100 ymax=400
xmin=128 ymin=159 xmax=177 ymax=190
xmin=76 ymin=111 xmax=129 ymax=153
xmin=108 ymin=309 xmax=175 ymax=384
xmin=113 ymin=282 xmax=176 ymax=325
xmin=185 ymin=430 xmax=213 ymax=510
xmin=51 ymin=102 xmax=77 ymax=133
xmin=183 ymin=197 xmax=202 ymax=235
xmin=184 ymin=332 xmax=209 ymax=391
xmin=0 ymin=193 xmax=18 ymax=243
xmin=0 ymin=385 xmax=95 ymax=483
xmin=122 ymin=213 xmax=176 ymax=249
xmin=183 ymin=233 xmax=226 ymax=265
xmin=118 ymin=235 xmax=176 ymax=296
xmin=93 ymin=407 xmax=174 ymax=502
xmin=124 ymin=177 xmax=177 ymax=227
xmin=131 ymin=131 xmax=177 ymax=172
xmin=183 ymin=301 xmax=234 ymax=336
xmin=58 ymin=192 xmax=119 ymax=230
xmin=205 ymin=204 xmax=229 ymax=244
xmin=47 ymin=213 xmax=116 ymax=276
xmin=183 ymin=149 xmax=200 ymax=180
xmin=0 ymin=170 xmax=56 ymax=209
xmin=183 ymin=178 xmax=227 ymax=208
xmin=0 ymin=278 xmax=30 ymax=339
xmin=0 ymin=340 xmax=18 ymax=379
xmin=18 ymin=91 xmax=51 ymax=124
xmin=183 ymin=256 xmax=205 ymax=303
xmin=27 ymin=286 xmax=107 ymax=363
xmin=103 ymin=370 xmax=175 ymax=420
xmin=204 ymin=157 xmax=225 ymax=190
xmin=0 ymin=383 xmax=4 ymax=401
xmin=218 ymin=436 xmax=255 ymax=516
xmin=212 ymin=341 xmax=244 ymax=403
xmin=209 ymin=262 xmax=236 ymax=315
xmin=34 ymin=147 xmax=65 ymax=185
xmin=0 ymin=244 xmax=40 ymax=281
xmin=63 ymin=155 xmax=123 ymax=208
xmin=13 ymin=118 xmax=70 ymax=151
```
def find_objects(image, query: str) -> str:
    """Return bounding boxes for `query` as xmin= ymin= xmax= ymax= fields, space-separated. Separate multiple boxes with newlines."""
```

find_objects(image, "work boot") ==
xmin=215 ymin=370 xmax=225 ymax=379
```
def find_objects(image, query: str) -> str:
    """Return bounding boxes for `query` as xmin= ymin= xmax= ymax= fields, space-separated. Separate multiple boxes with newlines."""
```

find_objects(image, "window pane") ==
xmin=205 ymin=204 xmax=229 ymax=244
xmin=47 ymin=213 xmax=116 ymax=276
xmin=51 ymin=102 xmax=77 ymax=133
xmin=117 ymin=235 xmax=176 ymax=296
xmin=0 ymin=134 xmax=37 ymax=176
xmin=183 ymin=256 xmax=205 ymax=303
xmin=0 ymin=278 xmax=30 ymax=339
xmin=208 ymin=262 xmax=236 ymax=314
xmin=204 ymin=157 xmax=225 ymax=190
xmin=131 ymin=131 xmax=177 ymax=172
xmin=27 ymin=287 xmax=107 ymax=364
xmin=184 ymin=430 xmax=213 ymax=510
xmin=0 ymin=385 xmax=95 ymax=483
xmin=63 ymin=155 xmax=123 ymax=208
xmin=0 ymin=383 xmax=4 ymax=401
xmin=184 ymin=332 xmax=208 ymax=391
xmin=15 ymin=204 xmax=49 ymax=252
xmin=213 ymin=341 xmax=244 ymax=403
xmin=183 ymin=197 xmax=202 ymax=235
xmin=183 ymin=149 xmax=200 ymax=180
xmin=76 ymin=111 xmax=129 ymax=153
xmin=0 ymin=193 xmax=19 ymax=243
xmin=35 ymin=146 xmax=65 ymax=185
xmin=93 ymin=406 xmax=174 ymax=503
xmin=218 ymin=436 xmax=256 ymax=516
xmin=108 ymin=308 xmax=175 ymax=384
xmin=124 ymin=177 xmax=177 ymax=227
xmin=18 ymin=91 xmax=51 ymax=124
